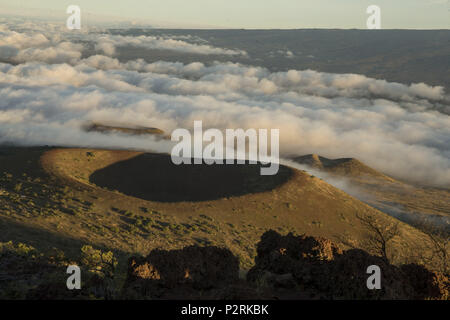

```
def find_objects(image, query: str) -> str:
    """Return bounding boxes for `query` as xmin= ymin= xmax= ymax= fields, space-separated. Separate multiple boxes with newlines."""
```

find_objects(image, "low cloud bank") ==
xmin=92 ymin=34 xmax=247 ymax=56
xmin=0 ymin=20 xmax=246 ymax=63
xmin=0 ymin=20 xmax=449 ymax=187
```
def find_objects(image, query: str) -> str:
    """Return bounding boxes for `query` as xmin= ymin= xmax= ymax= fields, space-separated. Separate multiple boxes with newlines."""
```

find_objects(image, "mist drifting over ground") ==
xmin=0 ymin=18 xmax=449 ymax=187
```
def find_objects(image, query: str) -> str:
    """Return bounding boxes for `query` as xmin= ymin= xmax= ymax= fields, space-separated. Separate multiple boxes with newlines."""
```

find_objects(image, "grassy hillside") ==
xmin=0 ymin=147 xmax=432 ymax=273
xmin=293 ymin=154 xmax=450 ymax=228
xmin=293 ymin=154 xmax=394 ymax=181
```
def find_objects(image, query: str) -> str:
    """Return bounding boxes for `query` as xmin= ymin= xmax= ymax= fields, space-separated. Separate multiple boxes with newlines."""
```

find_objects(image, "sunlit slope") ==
xmin=0 ymin=147 xmax=430 ymax=270
xmin=294 ymin=154 xmax=394 ymax=182
xmin=293 ymin=154 xmax=450 ymax=220
xmin=39 ymin=149 xmax=425 ymax=256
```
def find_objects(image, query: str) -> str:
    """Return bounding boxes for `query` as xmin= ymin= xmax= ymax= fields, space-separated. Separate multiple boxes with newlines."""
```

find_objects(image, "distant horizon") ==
xmin=1 ymin=13 xmax=449 ymax=31
xmin=1 ymin=0 xmax=449 ymax=29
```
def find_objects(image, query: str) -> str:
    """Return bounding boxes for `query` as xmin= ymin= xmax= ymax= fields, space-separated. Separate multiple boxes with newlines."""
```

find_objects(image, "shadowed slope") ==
xmin=89 ymin=153 xmax=293 ymax=202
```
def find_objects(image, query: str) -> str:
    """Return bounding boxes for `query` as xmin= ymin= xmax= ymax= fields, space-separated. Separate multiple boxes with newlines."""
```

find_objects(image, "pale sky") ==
xmin=0 ymin=0 xmax=449 ymax=29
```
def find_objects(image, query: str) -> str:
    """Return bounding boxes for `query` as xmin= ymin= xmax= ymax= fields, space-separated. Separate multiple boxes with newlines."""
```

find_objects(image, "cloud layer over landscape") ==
xmin=0 ymin=20 xmax=449 ymax=187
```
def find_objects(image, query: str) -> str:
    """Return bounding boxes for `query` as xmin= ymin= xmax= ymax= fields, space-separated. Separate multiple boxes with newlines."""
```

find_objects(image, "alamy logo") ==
xmin=66 ymin=265 xmax=81 ymax=290
xmin=366 ymin=265 xmax=381 ymax=289
xmin=170 ymin=121 xmax=280 ymax=175
xmin=366 ymin=5 xmax=381 ymax=29
xmin=66 ymin=5 xmax=81 ymax=30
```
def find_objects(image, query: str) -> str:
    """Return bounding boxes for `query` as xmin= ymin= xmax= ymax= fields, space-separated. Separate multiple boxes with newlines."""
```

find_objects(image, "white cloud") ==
xmin=0 ymin=20 xmax=448 ymax=188
xmin=95 ymin=41 xmax=116 ymax=56
xmin=90 ymin=34 xmax=246 ymax=56
xmin=13 ymin=42 xmax=83 ymax=64
xmin=0 ymin=21 xmax=247 ymax=65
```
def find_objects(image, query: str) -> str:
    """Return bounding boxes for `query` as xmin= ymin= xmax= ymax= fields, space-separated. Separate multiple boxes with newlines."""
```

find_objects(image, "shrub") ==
xmin=14 ymin=183 xmax=22 ymax=193
xmin=80 ymin=245 xmax=117 ymax=279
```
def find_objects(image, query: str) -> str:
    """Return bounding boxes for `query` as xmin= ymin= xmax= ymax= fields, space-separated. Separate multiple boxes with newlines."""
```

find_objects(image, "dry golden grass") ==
xmin=0 ymin=147 xmax=438 ymax=271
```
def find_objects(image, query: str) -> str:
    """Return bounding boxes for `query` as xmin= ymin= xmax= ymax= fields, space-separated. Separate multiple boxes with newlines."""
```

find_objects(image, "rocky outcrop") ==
xmin=2 ymin=233 xmax=447 ymax=300
xmin=247 ymin=230 xmax=449 ymax=300
xmin=400 ymin=264 xmax=449 ymax=300
xmin=116 ymin=231 xmax=449 ymax=300
xmin=123 ymin=245 xmax=242 ymax=299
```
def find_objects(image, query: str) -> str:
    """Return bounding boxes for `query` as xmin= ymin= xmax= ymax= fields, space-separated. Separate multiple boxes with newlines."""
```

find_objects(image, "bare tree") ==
xmin=425 ymin=232 xmax=449 ymax=274
xmin=356 ymin=213 xmax=400 ymax=263
xmin=413 ymin=220 xmax=449 ymax=274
